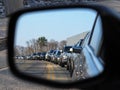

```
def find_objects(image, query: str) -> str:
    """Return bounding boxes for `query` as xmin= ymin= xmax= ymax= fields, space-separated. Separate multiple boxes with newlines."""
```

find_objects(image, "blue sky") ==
xmin=15 ymin=8 xmax=97 ymax=47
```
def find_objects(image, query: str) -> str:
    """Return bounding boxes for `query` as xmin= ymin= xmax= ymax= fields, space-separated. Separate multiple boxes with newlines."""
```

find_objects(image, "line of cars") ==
xmin=16 ymin=52 xmax=46 ymax=60
xmin=57 ymin=15 xmax=104 ymax=80
xmin=16 ymin=16 xmax=104 ymax=80
xmin=15 ymin=32 xmax=90 ymax=79
xmin=45 ymin=46 xmax=72 ymax=67
xmin=44 ymin=24 xmax=103 ymax=81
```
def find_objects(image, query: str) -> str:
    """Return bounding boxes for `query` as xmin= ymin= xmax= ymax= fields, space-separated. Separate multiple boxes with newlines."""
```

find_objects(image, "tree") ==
xmin=14 ymin=46 xmax=26 ymax=56
xmin=37 ymin=36 xmax=47 ymax=52
xmin=59 ymin=40 xmax=67 ymax=49
xmin=47 ymin=39 xmax=58 ymax=50
xmin=30 ymin=39 xmax=38 ymax=53
xmin=14 ymin=46 xmax=20 ymax=56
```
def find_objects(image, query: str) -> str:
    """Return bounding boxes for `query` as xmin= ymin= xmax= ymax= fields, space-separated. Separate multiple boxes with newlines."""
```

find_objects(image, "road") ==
xmin=0 ymin=52 xmax=78 ymax=90
xmin=0 ymin=50 xmax=7 ymax=69
xmin=15 ymin=59 xmax=71 ymax=81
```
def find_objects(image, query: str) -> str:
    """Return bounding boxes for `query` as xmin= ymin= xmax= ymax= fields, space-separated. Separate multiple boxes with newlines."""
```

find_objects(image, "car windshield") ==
xmin=49 ymin=50 xmax=54 ymax=53
xmin=63 ymin=46 xmax=72 ymax=52
xmin=37 ymin=52 xmax=41 ymax=55
xmin=41 ymin=52 xmax=46 ymax=55
xmin=57 ymin=51 xmax=61 ymax=55
xmin=33 ymin=53 xmax=37 ymax=55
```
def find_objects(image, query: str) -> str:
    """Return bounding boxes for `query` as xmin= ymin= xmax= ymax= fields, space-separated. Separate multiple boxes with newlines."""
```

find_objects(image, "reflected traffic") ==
xmin=14 ymin=9 xmax=104 ymax=82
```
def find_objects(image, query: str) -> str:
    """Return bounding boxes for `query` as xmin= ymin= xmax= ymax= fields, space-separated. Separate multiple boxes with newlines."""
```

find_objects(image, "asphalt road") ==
xmin=0 ymin=67 xmax=79 ymax=90
xmin=0 ymin=56 xmax=79 ymax=90
xmin=0 ymin=67 xmax=77 ymax=90
xmin=15 ymin=59 xmax=71 ymax=81
xmin=0 ymin=50 xmax=79 ymax=90
xmin=0 ymin=50 xmax=7 ymax=69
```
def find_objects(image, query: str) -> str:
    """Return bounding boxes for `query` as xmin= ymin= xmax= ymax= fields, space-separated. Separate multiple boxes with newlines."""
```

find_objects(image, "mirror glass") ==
xmin=14 ymin=8 xmax=104 ymax=82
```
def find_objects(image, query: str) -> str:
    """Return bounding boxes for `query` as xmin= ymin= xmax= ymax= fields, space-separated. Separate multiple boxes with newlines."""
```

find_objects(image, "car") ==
xmin=67 ymin=38 xmax=84 ymax=70
xmin=73 ymin=16 xmax=104 ymax=80
xmin=51 ymin=50 xmax=61 ymax=64
xmin=72 ymin=14 xmax=105 ymax=81
xmin=39 ymin=52 xmax=46 ymax=60
xmin=45 ymin=50 xmax=54 ymax=61
xmin=31 ymin=52 xmax=40 ymax=60
xmin=50 ymin=50 xmax=57 ymax=62
xmin=67 ymin=37 xmax=86 ymax=77
xmin=18 ymin=56 xmax=25 ymax=60
xmin=59 ymin=46 xmax=72 ymax=67
xmin=25 ymin=55 xmax=30 ymax=60
xmin=7 ymin=3 xmax=120 ymax=90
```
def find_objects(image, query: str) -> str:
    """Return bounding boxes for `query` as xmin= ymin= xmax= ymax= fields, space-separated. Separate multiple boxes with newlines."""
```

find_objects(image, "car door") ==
xmin=72 ymin=32 xmax=91 ymax=80
xmin=72 ymin=15 xmax=104 ymax=80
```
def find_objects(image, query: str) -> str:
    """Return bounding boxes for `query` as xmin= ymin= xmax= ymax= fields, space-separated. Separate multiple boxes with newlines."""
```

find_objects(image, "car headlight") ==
xmin=63 ymin=55 xmax=67 ymax=59
xmin=57 ymin=57 xmax=60 ymax=60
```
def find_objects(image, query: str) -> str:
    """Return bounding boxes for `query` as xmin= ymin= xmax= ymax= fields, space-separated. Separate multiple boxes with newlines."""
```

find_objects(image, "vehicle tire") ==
xmin=61 ymin=64 xmax=64 ymax=67
xmin=70 ymin=61 xmax=74 ymax=77
xmin=56 ymin=60 xmax=58 ymax=64
xmin=58 ymin=60 xmax=60 ymax=65
xmin=67 ymin=60 xmax=69 ymax=70
xmin=60 ymin=60 xmax=64 ymax=67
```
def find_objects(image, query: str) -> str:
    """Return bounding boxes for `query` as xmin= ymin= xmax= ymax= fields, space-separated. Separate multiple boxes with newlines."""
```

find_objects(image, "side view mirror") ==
xmin=69 ymin=47 xmax=82 ymax=53
xmin=7 ymin=3 xmax=120 ymax=89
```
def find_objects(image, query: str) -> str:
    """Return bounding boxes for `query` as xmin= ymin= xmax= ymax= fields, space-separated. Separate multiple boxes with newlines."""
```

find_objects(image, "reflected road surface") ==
xmin=16 ymin=60 xmax=71 ymax=81
xmin=0 ymin=50 xmax=78 ymax=90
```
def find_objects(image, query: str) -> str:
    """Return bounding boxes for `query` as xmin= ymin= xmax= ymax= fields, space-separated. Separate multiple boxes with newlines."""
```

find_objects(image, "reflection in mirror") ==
xmin=14 ymin=8 xmax=104 ymax=82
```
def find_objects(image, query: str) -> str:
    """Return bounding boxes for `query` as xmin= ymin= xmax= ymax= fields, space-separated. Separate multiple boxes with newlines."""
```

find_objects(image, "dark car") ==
xmin=67 ymin=38 xmax=84 ymax=69
xmin=31 ymin=52 xmax=41 ymax=60
xmin=69 ymin=32 xmax=91 ymax=77
xmin=39 ymin=52 xmax=46 ymax=60
xmin=67 ymin=38 xmax=84 ymax=76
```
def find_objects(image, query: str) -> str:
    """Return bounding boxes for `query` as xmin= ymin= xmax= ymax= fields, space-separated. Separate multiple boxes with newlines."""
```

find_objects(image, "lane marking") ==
xmin=46 ymin=63 xmax=55 ymax=80
xmin=0 ymin=67 xmax=8 ymax=71
xmin=52 ymin=65 xmax=69 ymax=81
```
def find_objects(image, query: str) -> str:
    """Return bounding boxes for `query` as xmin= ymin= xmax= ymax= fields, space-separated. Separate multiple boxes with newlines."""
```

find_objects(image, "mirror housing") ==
xmin=7 ymin=3 xmax=120 ymax=89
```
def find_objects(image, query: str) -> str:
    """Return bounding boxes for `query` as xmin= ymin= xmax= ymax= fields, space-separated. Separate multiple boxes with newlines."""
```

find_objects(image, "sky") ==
xmin=15 ymin=8 xmax=97 ymax=47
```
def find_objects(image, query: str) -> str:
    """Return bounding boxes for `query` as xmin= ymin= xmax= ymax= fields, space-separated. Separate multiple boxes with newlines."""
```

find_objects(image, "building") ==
xmin=66 ymin=31 xmax=89 ymax=46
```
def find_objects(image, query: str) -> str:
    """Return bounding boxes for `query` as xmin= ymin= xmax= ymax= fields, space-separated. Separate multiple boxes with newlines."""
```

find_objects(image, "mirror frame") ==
xmin=7 ymin=3 xmax=120 ymax=89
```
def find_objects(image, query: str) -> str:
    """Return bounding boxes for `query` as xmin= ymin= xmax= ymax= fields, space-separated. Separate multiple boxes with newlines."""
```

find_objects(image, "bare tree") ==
xmin=14 ymin=46 xmax=26 ymax=56
xmin=59 ymin=40 xmax=67 ymax=50
xmin=26 ymin=41 xmax=31 ymax=55
xmin=14 ymin=46 xmax=20 ymax=56
xmin=47 ymin=39 xmax=58 ymax=50
xmin=29 ymin=39 xmax=38 ymax=53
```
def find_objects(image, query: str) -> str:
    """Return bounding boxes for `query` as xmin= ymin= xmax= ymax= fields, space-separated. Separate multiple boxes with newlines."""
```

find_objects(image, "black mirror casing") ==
xmin=7 ymin=3 xmax=120 ymax=89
